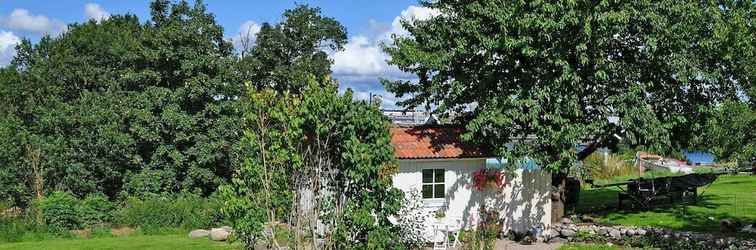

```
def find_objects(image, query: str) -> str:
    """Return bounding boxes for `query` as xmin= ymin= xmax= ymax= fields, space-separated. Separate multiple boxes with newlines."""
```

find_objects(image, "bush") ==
xmin=397 ymin=190 xmax=430 ymax=249
xmin=114 ymin=192 xmax=223 ymax=232
xmin=462 ymin=206 xmax=500 ymax=250
xmin=396 ymin=190 xmax=429 ymax=249
xmin=36 ymin=192 xmax=83 ymax=230
xmin=80 ymin=193 xmax=114 ymax=227
xmin=0 ymin=215 xmax=28 ymax=243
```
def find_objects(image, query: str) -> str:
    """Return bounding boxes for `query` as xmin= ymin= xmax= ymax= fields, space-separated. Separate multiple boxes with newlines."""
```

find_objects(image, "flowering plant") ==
xmin=470 ymin=168 xmax=505 ymax=191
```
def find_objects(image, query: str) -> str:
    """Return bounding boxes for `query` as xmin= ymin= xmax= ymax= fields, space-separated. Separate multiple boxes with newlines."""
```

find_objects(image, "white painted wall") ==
xmin=392 ymin=158 xmax=551 ymax=237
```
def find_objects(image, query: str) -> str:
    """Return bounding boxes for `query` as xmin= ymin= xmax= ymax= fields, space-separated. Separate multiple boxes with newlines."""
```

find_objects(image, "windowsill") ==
xmin=422 ymin=198 xmax=446 ymax=208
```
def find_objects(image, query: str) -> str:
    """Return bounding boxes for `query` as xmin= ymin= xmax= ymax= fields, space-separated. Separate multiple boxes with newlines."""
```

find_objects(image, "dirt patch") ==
xmin=70 ymin=229 xmax=92 ymax=238
xmin=111 ymin=227 xmax=136 ymax=237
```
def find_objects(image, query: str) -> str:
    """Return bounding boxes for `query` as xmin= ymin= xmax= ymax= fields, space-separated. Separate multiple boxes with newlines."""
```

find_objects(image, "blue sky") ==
xmin=0 ymin=0 xmax=435 ymax=108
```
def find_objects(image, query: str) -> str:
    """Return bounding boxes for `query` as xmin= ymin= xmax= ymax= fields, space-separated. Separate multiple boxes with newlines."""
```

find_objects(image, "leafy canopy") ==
xmin=383 ymin=0 xmax=754 ymax=170
xmin=0 ymin=0 xmax=239 ymax=201
xmin=238 ymin=5 xmax=347 ymax=93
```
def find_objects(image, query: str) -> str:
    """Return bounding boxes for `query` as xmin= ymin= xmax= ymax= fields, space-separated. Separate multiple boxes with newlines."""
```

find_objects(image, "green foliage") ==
xmin=36 ymin=192 xmax=83 ymax=230
xmin=0 ymin=0 xmax=240 ymax=201
xmin=0 ymin=215 xmax=57 ymax=243
xmin=462 ymin=206 xmax=500 ymax=250
xmin=114 ymin=192 xmax=223 ymax=232
xmin=80 ymin=193 xmax=114 ymax=227
xmin=222 ymin=82 xmax=404 ymax=249
xmin=221 ymin=88 xmax=300 ymax=246
xmin=383 ymin=0 xmax=755 ymax=171
xmin=702 ymin=101 xmax=755 ymax=162
xmin=238 ymin=5 xmax=347 ymax=93
xmin=0 ymin=217 xmax=26 ymax=243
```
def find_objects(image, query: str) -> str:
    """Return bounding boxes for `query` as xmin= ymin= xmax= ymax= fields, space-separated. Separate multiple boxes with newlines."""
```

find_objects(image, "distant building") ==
xmin=381 ymin=109 xmax=431 ymax=125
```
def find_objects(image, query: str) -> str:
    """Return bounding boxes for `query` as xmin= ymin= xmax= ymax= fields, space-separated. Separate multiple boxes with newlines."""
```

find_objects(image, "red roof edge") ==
xmin=389 ymin=125 xmax=493 ymax=159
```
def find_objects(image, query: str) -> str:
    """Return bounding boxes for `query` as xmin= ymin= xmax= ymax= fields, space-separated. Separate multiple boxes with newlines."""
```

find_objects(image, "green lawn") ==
xmin=0 ymin=234 xmax=238 ymax=250
xmin=575 ymin=175 xmax=756 ymax=236
xmin=558 ymin=243 xmax=623 ymax=250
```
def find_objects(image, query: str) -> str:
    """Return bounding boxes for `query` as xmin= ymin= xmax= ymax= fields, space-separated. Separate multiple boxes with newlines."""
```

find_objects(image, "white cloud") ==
xmin=331 ymin=5 xmax=439 ymax=109
xmin=0 ymin=30 xmax=20 ymax=66
xmin=331 ymin=5 xmax=437 ymax=79
xmin=0 ymin=9 xmax=67 ymax=35
xmin=85 ymin=3 xmax=110 ymax=22
xmin=384 ymin=5 xmax=441 ymax=40
xmin=332 ymin=36 xmax=387 ymax=76
xmin=231 ymin=20 xmax=262 ymax=52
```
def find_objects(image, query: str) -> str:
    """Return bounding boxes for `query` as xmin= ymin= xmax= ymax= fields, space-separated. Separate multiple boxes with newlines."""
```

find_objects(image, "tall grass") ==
xmin=583 ymin=153 xmax=638 ymax=180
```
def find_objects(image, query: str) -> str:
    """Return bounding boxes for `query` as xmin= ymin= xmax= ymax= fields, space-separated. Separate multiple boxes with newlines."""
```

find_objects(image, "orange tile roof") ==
xmin=390 ymin=126 xmax=492 ymax=159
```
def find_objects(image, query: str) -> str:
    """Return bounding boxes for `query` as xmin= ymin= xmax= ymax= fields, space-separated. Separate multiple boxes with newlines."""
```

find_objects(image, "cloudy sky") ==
xmin=0 ymin=0 xmax=437 ymax=109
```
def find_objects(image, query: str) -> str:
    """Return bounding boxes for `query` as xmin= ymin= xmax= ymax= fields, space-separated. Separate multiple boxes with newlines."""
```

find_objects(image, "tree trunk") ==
xmin=551 ymin=172 xmax=567 ymax=223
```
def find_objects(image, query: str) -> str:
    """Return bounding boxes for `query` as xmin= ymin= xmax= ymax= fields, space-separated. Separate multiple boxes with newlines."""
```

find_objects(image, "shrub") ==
xmin=80 ymin=193 xmax=114 ymax=227
xmin=462 ymin=206 xmax=500 ymax=250
xmin=396 ymin=190 xmax=429 ymax=249
xmin=36 ymin=192 xmax=82 ymax=230
xmin=0 ymin=216 xmax=27 ymax=243
xmin=114 ymin=192 xmax=223 ymax=232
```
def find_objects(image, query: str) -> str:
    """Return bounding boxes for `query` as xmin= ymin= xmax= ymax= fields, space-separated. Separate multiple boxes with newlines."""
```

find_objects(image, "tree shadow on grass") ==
xmin=569 ymin=188 xmax=756 ymax=239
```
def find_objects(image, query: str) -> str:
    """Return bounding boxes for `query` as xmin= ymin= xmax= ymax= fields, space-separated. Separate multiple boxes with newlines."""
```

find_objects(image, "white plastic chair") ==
xmin=432 ymin=217 xmax=463 ymax=250
xmin=432 ymin=223 xmax=449 ymax=250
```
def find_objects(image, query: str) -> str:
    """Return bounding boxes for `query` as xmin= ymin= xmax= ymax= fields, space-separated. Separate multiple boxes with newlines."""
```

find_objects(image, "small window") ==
xmin=422 ymin=169 xmax=445 ymax=199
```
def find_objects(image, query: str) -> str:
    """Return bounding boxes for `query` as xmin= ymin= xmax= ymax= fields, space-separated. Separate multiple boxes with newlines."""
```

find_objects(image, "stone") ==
xmin=625 ymin=229 xmax=635 ymax=236
xmin=188 ymin=229 xmax=210 ymax=238
xmin=561 ymin=229 xmax=576 ymax=238
xmin=210 ymin=228 xmax=231 ymax=241
xmin=636 ymin=229 xmax=647 ymax=236
xmin=741 ymin=224 xmax=756 ymax=234
xmin=520 ymin=235 xmax=534 ymax=245
xmin=620 ymin=228 xmax=628 ymax=236
xmin=609 ymin=229 xmax=622 ymax=239
xmin=220 ymin=226 xmax=233 ymax=232
xmin=548 ymin=237 xmax=568 ymax=244
xmin=720 ymin=219 xmax=741 ymax=232
xmin=597 ymin=228 xmax=608 ymax=235
xmin=561 ymin=217 xmax=572 ymax=225
xmin=544 ymin=229 xmax=559 ymax=239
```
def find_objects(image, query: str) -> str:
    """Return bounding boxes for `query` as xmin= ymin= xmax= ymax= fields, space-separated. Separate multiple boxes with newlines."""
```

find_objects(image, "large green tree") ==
xmin=0 ymin=0 xmax=239 ymax=201
xmin=237 ymin=5 xmax=347 ymax=93
xmin=383 ymin=0 xmax=754 ymax=218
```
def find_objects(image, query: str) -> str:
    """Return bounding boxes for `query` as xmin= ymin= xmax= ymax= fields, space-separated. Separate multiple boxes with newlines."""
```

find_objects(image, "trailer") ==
xmin=587 ymin=165 xmax=754 ymax=209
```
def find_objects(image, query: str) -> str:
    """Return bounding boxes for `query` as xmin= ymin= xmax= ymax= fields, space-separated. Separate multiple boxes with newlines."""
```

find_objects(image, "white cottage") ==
xmin=389 ymin=125 xmax=552 ymax=237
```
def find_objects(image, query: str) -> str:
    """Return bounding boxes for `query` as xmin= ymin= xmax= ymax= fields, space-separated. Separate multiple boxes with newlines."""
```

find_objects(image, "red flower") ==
xmin=470 ymin=168 xmax=505 ymax=191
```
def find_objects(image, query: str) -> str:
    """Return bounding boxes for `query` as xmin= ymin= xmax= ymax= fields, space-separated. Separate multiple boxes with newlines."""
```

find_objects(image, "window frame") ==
xmin=421 ymin=168 xmax=446 ymax=200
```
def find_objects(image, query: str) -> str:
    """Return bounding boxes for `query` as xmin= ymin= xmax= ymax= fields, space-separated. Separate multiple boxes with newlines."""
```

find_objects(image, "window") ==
xmin=422 ymin=169 xmax=445 ymax=199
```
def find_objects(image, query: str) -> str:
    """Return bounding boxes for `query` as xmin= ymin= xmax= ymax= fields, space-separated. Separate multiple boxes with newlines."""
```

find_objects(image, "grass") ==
xmin=574 ymin=174 xmax=756 ymax=237
xmin=558 ymin=243 xmax=623 ymax=250
xmin=0 ymin=234 xmax=239 ymax=250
